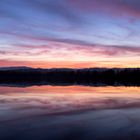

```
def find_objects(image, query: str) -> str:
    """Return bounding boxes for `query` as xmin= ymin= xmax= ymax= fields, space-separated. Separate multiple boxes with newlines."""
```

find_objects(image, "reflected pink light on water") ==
xmin=0 ymin=86 xmax=140 ymax=122
xmin=0 ymin=86 xmax=140 ymax=94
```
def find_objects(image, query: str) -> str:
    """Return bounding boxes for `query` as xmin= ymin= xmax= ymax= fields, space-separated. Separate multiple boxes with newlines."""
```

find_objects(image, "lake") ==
xmin=0 ymin=85 xmax=140 ymax=140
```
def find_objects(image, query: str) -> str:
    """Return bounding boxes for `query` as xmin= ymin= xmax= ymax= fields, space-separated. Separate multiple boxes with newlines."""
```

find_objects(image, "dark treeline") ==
xmin=0 ymin=67 xmax=140 ymax=86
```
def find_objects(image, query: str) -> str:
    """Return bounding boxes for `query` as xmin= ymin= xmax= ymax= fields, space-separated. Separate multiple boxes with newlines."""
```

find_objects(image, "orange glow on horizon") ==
xmin=0 ymin=60 xmax=140 ymax=68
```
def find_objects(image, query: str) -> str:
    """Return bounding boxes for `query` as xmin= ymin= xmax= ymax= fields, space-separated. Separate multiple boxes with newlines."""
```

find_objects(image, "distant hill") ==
xmin=0 ymin=66 xmax=139 ymax=71
xmin=0 ymin=66 xmax=33 ymax=71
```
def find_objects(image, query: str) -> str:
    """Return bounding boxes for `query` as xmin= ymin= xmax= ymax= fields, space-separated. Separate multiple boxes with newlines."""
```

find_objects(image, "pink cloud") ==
xmin=4 ymin=40 xmax=140 ymax=59
xmin=68 ymin=0 xmax=140 ymax=18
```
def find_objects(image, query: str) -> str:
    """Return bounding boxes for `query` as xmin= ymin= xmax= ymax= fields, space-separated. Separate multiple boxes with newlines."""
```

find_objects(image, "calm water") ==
xmin=0 ymin=86 xmax=140 ymax=140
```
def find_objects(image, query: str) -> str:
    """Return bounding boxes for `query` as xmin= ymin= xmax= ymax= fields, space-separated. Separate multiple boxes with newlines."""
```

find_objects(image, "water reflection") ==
xmin=0 ymin=86 xmax=140 ymax=140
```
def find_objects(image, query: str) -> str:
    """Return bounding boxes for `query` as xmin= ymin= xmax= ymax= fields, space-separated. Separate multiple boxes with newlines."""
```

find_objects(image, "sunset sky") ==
xmin=0 ymin=0 xmax=140 ymax=68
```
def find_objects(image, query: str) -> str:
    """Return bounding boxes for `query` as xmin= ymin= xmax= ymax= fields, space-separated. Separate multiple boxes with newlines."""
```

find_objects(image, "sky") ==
xmin=0 ymin=0 xmax=140 ymax=68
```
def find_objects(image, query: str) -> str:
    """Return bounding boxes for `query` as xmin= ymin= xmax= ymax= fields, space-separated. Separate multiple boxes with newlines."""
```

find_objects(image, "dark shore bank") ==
xmin=0 ymin=67 xmax=140 ymax=86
